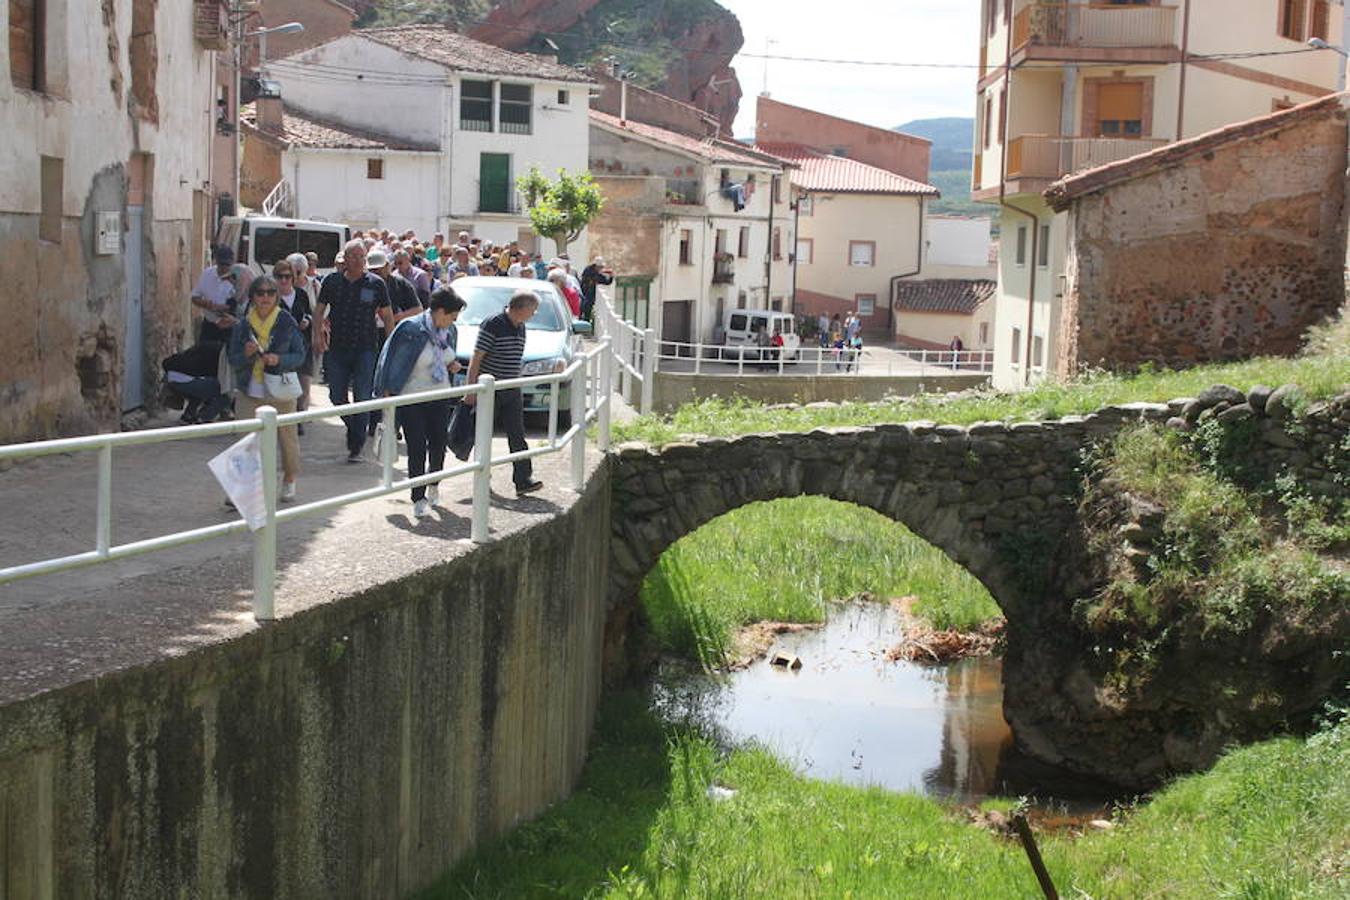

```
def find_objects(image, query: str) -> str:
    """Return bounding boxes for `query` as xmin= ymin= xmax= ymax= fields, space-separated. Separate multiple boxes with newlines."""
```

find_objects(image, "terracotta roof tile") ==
xmin=1046 ymin=92 xmax=1348 ymax=210
xmin=894 ymin=279 xmax=996 ymax=315
xmin=756 ymin=142 xmax=939 ymax=196
xmin=590 ymin=110 xmax=785 ymax=169
xmin=360 ymin=25 xmax=593 ymax=83
xmin=241 ymin=103 xmax=439 ymax=152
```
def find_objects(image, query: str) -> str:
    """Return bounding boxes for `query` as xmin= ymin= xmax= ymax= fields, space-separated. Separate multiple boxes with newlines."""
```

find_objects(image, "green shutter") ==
xmin=479 ymin=153 xmax=510 ymax=213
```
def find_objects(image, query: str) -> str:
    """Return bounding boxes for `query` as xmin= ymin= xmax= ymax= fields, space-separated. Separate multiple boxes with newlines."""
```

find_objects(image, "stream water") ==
xmin=653 ymin=602 xmax=1117 ymax=809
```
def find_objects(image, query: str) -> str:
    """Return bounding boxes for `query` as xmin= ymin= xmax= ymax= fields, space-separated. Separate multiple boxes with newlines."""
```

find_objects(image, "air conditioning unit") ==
xmin=193 ymin=0 xmax=229 ymax=51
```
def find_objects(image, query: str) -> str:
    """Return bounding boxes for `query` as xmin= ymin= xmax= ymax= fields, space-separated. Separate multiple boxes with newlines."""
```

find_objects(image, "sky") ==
xmin=716 ymin=0 xmax=982 ymax=137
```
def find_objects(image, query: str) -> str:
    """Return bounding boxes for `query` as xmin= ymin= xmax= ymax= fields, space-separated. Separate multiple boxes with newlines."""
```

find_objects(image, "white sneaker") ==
xmin=369 ymin=423 xmax=384 ymax=460
xmin=412 ymin=498 xmax=431 ymax=519
xmin=280 ymin=482 xmax=297 ymax=503
xmin=426 ymin=484 xmax=439 ymax=506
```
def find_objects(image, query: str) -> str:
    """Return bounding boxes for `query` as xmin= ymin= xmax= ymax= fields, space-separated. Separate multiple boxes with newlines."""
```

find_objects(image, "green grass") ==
xmin=615 ymin=346 xmax=1350 ymax=446
xmin=421 ymin=693 xmax=1350 ymax=899
xmin=640 ymin=497 xmax=1000 ymax=668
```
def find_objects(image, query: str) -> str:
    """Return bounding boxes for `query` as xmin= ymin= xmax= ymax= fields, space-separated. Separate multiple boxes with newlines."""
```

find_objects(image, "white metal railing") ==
xmin=651 ymin=338 xmax=994 ymax=376
xmin=261 ymin=179 xmax=293 ymax=218
xmin=593 ymin=296 xmax=656 ymax=413
xmin=0 ymin=340 xmax=613 ymax=621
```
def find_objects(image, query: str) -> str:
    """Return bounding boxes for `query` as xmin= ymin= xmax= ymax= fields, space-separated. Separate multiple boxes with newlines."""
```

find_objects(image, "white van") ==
xmin=215 ymin=216 xmax=350 ymax=277
xmin=721 ymin=309 xmax=802 ymax=361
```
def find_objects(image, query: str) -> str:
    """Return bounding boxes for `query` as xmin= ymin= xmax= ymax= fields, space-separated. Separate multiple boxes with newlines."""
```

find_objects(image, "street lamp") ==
xmin=233 ymin=21 xmax=304 ymax=202
xmin=1307 ymin=37 xmax=1348 ymax=92
xmin=248 ymin=21 xmax=304 ymax=76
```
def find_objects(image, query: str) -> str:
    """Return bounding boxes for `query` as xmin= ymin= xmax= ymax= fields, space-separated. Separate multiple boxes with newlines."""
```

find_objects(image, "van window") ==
xmin=253 ymin=227 xmax=343 ymax=268
xmin=729 ymin=313 xmax=748 ymax=331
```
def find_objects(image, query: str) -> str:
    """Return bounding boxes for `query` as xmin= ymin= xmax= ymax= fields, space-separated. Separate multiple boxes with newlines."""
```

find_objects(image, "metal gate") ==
xmin=121 ymin=206 xmax=145 ymax=411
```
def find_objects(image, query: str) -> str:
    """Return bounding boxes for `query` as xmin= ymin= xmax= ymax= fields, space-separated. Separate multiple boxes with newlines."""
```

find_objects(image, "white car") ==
xmin=451 ymin=277 xmax=592 ymax=417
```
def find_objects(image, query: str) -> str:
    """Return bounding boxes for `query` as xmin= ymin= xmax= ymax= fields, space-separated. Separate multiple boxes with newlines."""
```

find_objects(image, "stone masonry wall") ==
xmin=0 ymin=475 xmax=610 ymax=898
xmin=1057 ymin=107 xmax=1348 ymax=376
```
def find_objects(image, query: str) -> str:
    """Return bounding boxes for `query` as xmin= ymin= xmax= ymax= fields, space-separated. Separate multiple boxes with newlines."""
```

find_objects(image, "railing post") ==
xmin=570 ymin=362 xmax=586 ymax=492
xmin=381 ymin=398 xmax=397 ymax=488
xmin=96 ymin=444 xmax=112 ymax=557
xmin=472 ymin=378 xmax=495 ymax=543
xmin=694 ymin=341 xmax=703 ymax=375
xmin=640 ymin=328 xmax=656 ymax=413
xmin=253 ymin=406 xmax=279 ymax=621
xmin=598 ymin=344 xmax=612 ymax=452
xmin=737 ymin=348 xmax=745 ymax=376
xmin=618 ymin=327 xmax=631 ymax=403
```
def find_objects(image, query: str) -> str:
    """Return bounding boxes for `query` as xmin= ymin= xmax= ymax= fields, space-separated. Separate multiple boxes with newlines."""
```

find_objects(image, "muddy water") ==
xmin=654 ymin=602 xmax=1114 ymax=806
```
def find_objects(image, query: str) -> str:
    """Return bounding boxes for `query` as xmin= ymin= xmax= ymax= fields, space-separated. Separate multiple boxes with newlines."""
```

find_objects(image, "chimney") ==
xmin=257 ymin=96 xmax=284 ymax=136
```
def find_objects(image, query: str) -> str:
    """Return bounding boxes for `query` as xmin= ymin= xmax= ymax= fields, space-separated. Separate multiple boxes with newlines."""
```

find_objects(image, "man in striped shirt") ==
xmin=463 ymin=291 xmax=543 ymax=494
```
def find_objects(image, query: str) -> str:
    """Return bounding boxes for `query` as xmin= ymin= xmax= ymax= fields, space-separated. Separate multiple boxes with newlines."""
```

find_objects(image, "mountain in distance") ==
xmin=895 ymin=117 xmax=974 ymax=171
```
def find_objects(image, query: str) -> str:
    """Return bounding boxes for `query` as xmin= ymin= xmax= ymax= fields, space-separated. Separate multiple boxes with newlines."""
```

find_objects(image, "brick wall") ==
xmin=1055 ymin=101 xmax=1348 ymax=375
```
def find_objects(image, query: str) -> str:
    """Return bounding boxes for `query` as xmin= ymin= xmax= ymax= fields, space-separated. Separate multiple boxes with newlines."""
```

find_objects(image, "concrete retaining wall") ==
xmin=652 ymin=371 xmax=990 ymax=413
xmin=0 ymin=475 xmax=610 ymax=899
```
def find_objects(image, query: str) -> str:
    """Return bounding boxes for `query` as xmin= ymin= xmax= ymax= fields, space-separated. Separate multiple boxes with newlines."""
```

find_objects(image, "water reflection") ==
xmin=653 ymin=602 xmax=1113 ymax=806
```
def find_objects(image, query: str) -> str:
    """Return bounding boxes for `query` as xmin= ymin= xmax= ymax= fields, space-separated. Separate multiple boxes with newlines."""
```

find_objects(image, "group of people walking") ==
xmin=173 ymin=229 xmax=581 ymax=520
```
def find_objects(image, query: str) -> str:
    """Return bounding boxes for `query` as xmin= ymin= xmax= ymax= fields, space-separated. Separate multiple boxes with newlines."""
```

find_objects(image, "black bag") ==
xmin=448 ymin=402 xmax=476 ymax=461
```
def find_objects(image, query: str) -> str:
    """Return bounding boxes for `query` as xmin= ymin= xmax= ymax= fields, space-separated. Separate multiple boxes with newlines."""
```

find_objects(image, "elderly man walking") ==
xmin=462 ymin=290 xmax=543 ymax=495
xmin=314 ymin=239 xmax=393 ymax=462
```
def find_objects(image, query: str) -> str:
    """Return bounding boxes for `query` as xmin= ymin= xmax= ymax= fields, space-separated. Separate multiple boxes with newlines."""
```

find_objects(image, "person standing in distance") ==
xmin=313 ymin=239 xmax=392 ymax=462
xmin=461 ymin=291 xmax=543 ymax=495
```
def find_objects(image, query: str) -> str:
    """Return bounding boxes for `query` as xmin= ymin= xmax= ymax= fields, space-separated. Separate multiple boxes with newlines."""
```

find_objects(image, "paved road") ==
xmin=653 ymin=343 xmax=989 ymax=378
xmin=0 ymin=393 xmax=603 ymax=704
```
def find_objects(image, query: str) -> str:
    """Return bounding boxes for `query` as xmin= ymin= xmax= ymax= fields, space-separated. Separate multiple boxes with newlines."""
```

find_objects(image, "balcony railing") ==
xmin=1013 ymin=2 xmax=1178 ymax=49
xmin=665 ymin=178 xmax=702 ymax=206
xmin=1006 ymin=134 xmax=1168 ymax=180
xmin=712 ymin=256 xmax=735 ymax=284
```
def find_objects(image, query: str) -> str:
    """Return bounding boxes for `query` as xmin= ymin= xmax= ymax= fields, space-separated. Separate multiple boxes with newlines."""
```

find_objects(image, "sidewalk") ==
xmin=0 ymin=394 xmax=602 ymax=704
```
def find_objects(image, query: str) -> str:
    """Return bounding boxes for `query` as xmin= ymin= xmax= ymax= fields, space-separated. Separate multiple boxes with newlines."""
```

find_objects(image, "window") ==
xmin=856 ymin=294 xmax=876 ymax=316
xmin=715 ymin=228 xmax=728 ymax=256
xmin=1015 ymin=224 xmax=1027 ymax=266
xmin=997 ymin=87 xmax=1007 ymax=143
xmin=10 ymin=0 xmax=44 ymax=91
xmin=1011 ymin=326 xmax=1022 ymax=365
xmin=737 ymin=227 xmax=750 ymax=258
xmin=1038 ymin=224 xmax=1050 ymax=267
xmin=796 ymin=238 xmax=813 ymax=263
xmin=979 ymin=322 xmax=990 ymax=346
xmin=848 ymin=241 xmax=875 ymax=267
xmin=772 ymin=226 xmax=782 ymax=260
xmin=983 ymin=94 xmax=993 ymax=149
xmin=1310 ymin=0 xmax=1330 ymax=39
xmin=1096 ymin=82 xmax=1145 ymax=136
xmin=730 ymin=313 xmax=748 ymax=331
xmin=771 ymin=296 xmax=783 ymax=311
xmin=678 ymin=229 xmax=692 ymax=265
xmin=737 ymin=291 xmax=747 ymax=309
xmin=366 ymin=158 xmax=384 ymax=180
xmin=771 ymin=175 xmax=782 ymax=204
xmin=39 ymin=154 xmax=61 ymax=243
xmin=460 ymin=79 xmax=493 ymax=131
xmin=986 ymin=0 xmax=998 ymax=37
xmin=1279 ymin=0 xmax=1307 ymax=40
xmin=798 ymin=195 xmax=813 ymax=216
xmin=1032 ymin=334 xmax=1045 ymax=368
xmin=557 ymin=89 xmax=570 ymax=105
xmin=499 ymin=83 xmax=532 ymax=135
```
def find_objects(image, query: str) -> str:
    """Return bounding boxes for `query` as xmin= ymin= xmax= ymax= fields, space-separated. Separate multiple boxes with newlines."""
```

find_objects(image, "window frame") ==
xmin=1279 ymin=0 xmax=1308 ymax=41
xmin=498 ymin=82 xmax=532 ymax=135
xmin=39 ymin=154 xmax=62 ymax=244
xmin=1037 ymin=223 xmax=1050 ymax=268
xmin=678 ymin=229 xmax=693 ymax=265
xmin=459 ymin=78 xmax=493 ymax=132
xmin=772 ymin=226 xmax=782 ymax=261
xmin=855 ymin=294 xmax=877 ymax=317
xmin=798 ymin=195 xmax=814 ymax=216
xmin=737 ymin=226 xmax=750 ymax=258
xmin=556 ymin=88 xmax=570 ymax=105
xmin=366 ymin=158 xmax=384 ymax=180
xmin=1011 ymin=326 xmax=1022 ymax=365
xmin=848 ymin=240 xmax=876 ymax=268
xmin=1015 ymin=224 xmax=1028 ymax=267
xmin=796 ymin=237 xmax=814 ymax=264
xmin=10 ymin=0 xmax=45 ymax=93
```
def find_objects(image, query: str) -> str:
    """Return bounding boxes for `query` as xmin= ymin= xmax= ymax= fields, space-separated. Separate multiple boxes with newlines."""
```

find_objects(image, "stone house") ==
xmin=256 ymin=25 xmax=596 ymax=253
xmin=1044 ymin=93 xmax=1349 ymax=376
xmin=2 ymin=0 xmax=222 ymax=442
xmin=587 ymin=110 xmax=793 ymax=347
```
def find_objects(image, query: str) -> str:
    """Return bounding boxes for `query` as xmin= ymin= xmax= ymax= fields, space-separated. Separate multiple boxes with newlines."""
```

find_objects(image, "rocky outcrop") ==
xmin=468 ymin=0 xmax=605 ymax=49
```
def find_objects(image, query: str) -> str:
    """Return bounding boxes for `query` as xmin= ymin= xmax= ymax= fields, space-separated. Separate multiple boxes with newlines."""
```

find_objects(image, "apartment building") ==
xmin=975 ymin=0 xmax=1345 ymax=388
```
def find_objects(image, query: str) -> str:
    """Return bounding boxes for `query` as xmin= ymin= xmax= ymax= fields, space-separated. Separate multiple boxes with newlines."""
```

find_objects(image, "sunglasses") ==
xmin=275 ymin=272 xmax=294 ymax=279
xmin=255 ymin=289 xmax=279 ymax=297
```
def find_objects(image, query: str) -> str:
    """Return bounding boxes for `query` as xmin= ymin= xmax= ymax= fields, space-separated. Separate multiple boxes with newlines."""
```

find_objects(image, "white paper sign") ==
xmin=208 ymin=433 xmax=267 ymax=531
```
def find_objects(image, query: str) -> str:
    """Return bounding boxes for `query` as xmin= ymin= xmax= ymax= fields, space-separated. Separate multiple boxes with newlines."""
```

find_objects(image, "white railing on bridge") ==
xmin=592 ymin=296 xmax=656 ymax=414
xmin=0 ymin=340 xmax=613 ymax=622
xmin=652 ymin=338 xmax=994 ymax=377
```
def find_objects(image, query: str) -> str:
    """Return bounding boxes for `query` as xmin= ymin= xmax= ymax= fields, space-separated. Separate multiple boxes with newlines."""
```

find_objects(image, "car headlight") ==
xmin=520 ymin=357 xmax=565 ymax=376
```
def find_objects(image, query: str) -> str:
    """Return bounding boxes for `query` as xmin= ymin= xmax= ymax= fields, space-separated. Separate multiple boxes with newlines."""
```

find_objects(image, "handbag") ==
xmin=264 ymin=370 xmax=303 ymax=400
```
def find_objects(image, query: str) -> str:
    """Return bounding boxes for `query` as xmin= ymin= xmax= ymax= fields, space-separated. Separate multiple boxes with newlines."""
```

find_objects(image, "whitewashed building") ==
xmin=263 ymin=25 xmax=595 ymax=253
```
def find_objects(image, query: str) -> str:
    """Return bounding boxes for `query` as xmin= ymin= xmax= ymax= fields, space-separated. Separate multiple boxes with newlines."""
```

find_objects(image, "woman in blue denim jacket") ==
xmin=227 ymin=276 xmax=308 ymax=502
xmin=374 ymin=287 xmax=466 ymax=518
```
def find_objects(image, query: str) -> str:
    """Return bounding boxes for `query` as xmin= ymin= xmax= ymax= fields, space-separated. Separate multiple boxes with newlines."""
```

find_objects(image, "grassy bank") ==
xmin=615 ymin=340 xmax=1349 ymax=446
xmin=422 ymin=693 xmax=1350 ymax=899
xmin=640 ymin=497 xmax=1000 ymax=668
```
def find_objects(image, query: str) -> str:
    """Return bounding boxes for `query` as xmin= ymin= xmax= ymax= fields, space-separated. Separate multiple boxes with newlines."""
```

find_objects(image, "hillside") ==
xmin=895 ymin=117 xmax=974 ymax=171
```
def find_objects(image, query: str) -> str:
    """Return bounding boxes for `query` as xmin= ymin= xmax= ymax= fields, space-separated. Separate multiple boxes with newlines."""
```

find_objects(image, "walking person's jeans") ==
xmin=324 ymin=348 xmax=377 ymax=454
xmin=397 ymin=398 xmax=452 ymax=502
xmin=494 ymin=388 xmax=533 ymax=487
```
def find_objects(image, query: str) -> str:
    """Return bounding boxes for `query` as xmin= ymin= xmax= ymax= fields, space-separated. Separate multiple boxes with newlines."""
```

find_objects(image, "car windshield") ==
xmin=457 ymin=284 xmax=564 ymax=331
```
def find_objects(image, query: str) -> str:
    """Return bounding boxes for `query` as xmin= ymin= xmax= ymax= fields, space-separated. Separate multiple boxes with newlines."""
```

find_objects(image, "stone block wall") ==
xmin=1055 ymin=102 xmax=1348 ymax=376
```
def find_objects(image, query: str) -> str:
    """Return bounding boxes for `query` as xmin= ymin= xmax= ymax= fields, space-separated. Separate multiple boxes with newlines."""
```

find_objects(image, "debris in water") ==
xmin=706 ymin=785 xmax=738 ymax=801
xmin=769 ymin=652 xmax=803 ymax=670
xmin=727 ymin=621 xmax=822 ymax=670
xmin=886 ymin=618 xmax=1005 ymax=664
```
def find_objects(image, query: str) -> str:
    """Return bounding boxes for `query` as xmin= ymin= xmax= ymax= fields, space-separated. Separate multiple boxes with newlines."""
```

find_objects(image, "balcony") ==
xmin=1013 ymin=2 xmax=1178 ymax=51
xmin=665 ymin=178 xmax=702 ymax=206
xmin=1006 ymin=134 xmax=1168 ymax=180
xmin=193 ymin=0 xmax=229 ymax=51
xmin=712 ymin=255 xmax=735 ymax=284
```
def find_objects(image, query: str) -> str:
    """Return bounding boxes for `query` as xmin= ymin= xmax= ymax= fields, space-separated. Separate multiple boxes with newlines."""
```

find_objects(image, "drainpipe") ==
xmin=998 ymin=3 xmax=1041 ymax=387
xmin=1176 ymin=0 xmax=1192 ymax=139
xmin=765 ymin=174 xmax=774 ymax=308
xmin=790 ymin=191 xmax=800 ymax=314
xmin=888 ymin=195 xmax=926 ymax=337
xmin=620 ymin=77 xmax=628 ymax=126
